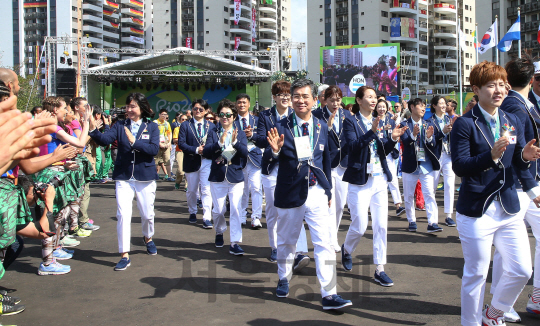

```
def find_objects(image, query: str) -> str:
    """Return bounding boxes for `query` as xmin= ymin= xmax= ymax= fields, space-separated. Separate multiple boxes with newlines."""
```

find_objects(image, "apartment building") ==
xmin=477 ymin=0 xmax=540 ymax=65
xmin=307 ymin=0 xmax=477 ymax=95
xmin=151 ymin=0 xmax=292 ymax=70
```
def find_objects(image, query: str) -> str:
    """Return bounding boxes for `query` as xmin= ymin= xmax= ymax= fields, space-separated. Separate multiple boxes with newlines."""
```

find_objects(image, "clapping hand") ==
xmin=426 ymin=126 xmax=434 ymax=138
xmin=232 ymin=129 xmax=238 ymax=143
xmin=371 ymin=116 xmax=381 ymax=133
xmin=522 ymin=139 xmax=540 ymax=161
xmin=124 ymin=127 xmax=135 ymax=144
xmin=392 ymin=125 xmax=408 ymax=139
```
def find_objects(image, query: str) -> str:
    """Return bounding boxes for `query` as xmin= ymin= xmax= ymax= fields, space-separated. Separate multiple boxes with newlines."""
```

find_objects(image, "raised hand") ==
xmin=220 ymin=130 xmax=227 ymax=145
xmin=491 ymin=136 xmax=510 ymax=160
xmin=232 ymin=129 xmax=238 ymax=143
xmin=267 ymin=127 xmax=284 ymax=153
xmin=328 ymin=109 xmax=337 ymax=130
xmin=244 ymin=125 xmax=253 ymax=138
xmin=35 ymin=111 xmax=52 ymax=120
xmin=197 ymin=145 xmax=204 ymax=155
xmin=124 ymin=126 xmax=135 ymax=144
xmin=426 ymin=126 xmax=434 ymax=138
xmin=522 ymin=139 xmax=540 ymax=161
xmin=0 ymin=95 xmax=17 ymax=113
xmin=413 ymin=124 xmax=420 ymax=137
xmin=443 ymin=123 xmax=452 ymax=134
xmin=371 ymin=116 xmax=380 ymax=133
xmin=391 ymin=125 xmax=408 ymax=139
xmin=53 ymin=144 xmax=78 ymax=162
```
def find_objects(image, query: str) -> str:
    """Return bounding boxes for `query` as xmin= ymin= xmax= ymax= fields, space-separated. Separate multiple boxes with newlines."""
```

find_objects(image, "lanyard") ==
xmin=292 ymin=116 xmax=314 ymax=151
xmin=219 ymin=126 xmax=235 ymax=148
xmin=196 ymin=121 xmax=206 ymax=139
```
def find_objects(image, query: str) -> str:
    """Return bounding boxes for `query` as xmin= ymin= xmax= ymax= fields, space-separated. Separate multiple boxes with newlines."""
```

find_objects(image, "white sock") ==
xmin=446 ymin=213 xmax=452 ymax=219
xmin=375 ymin=264 xmax=384 ymax=274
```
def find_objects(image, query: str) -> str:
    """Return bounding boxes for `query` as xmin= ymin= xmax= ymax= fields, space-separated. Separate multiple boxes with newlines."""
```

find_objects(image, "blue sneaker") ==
xmin=38 ymin=259 xmax=71 ymax=275
xmin=197 ymin=199 xmax=203 ymax=209
xmin=293 ymin=254 xmax=310 ymax=273
xmin=229 ymin=244 xmax=244 ymax=256
xmin=427 ymin=223 xmax=443 ymax=233
xmin=396 ymin=206 xmax=406 ymax=217
xmin=437 ymin=183 xmax=444 ymax=191
xmin=202 ymin=220 xmax=213 ymax=229
xmin=322 ymin=294 xmax=352 ymax=310
xmin=269 ymin=249 xmax=277 ymax=263
xmin=166 ymin=177 xmax=175 ymax=182
xmin=52 ymin=249 xmax=73 ymax=260
xmin=445 ymin=217 xmax=456 ymax=227
xmin=215 ymin=234 xmax=224 ymax=248
xmin=189 ymin=213 xmax=197 ymax=224
xmin=374 ymin=271 xmax=394 ymax=287
xmin=114 ymin=257 xmax=131 ymax=271
xmin=276 ymin=279 xmax=289 ymax=298
xmin=408 ymin=222 xmax=418 ymax=232
xmin=60 ymin=247 xmax=74 ymax=255
xmin=143 ymin=238 xmax=157 ymax=255
xmin=341 ymin=244 xmax=352 ymax=271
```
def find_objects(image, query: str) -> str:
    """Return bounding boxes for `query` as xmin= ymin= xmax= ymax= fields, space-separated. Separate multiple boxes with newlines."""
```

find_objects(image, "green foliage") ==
xmin=17 ymin=73 xmax=43 ymax=111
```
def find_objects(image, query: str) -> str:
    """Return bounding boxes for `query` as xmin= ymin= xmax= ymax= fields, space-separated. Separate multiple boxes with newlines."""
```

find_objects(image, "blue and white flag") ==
xmin=497 ymin=15 xmax=520 ymax=52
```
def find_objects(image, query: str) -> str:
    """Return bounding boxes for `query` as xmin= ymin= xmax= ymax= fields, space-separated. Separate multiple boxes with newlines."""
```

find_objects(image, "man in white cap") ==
xmin=317 ymin=84 xmax=329 ymax=109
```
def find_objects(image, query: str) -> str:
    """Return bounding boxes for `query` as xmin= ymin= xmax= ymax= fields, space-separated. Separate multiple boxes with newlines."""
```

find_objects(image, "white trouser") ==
xmin=402 ymin=170 xmax=439 ymax=225
xmin=433 ymin=152 xmax=455 ymax=215
xmin=328 ymin=166 xmax=349 ymax=249
xmin=262 ymin=165 xmax=308 ymax=253
xmin=457 ymin=201 xmax=532 ymax=326
xmin=210 ymin=180 xmax=244 ymax=243
xmin=170 ymin=146 xmax=176 ymax=171
xmin=115 ymin=180 xmax=156 ymax=253
xmin=185 ymin=158 xmax=212 ymax=221
xmin=386 ymin=155 xmax=402 ymax=205
xmin=277 ymin=185 xmax=337 ymax=298
xmin=344 ymin=174 xmax=388 ymax=265
xmin=241 ymin=161 xmax=263 ymax=220
xmin=492 ymin=189 xmax=540 ymax=293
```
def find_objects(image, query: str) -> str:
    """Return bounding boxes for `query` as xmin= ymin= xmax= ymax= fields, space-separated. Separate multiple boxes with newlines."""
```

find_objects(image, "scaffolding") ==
xmin=268 ymin=39 xmax=306 ymax=72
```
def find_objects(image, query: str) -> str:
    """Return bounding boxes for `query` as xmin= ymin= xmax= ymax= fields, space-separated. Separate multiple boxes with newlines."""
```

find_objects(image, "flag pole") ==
xmin=475 ymin=23 xmax=479 ymax=64
xmin=518 ymin=7 xmax=522 ymax=58
xmin=495 ymin=15 xmax=499 ymax=65
xmin=458 ymin=18 xmax=463 ymax=115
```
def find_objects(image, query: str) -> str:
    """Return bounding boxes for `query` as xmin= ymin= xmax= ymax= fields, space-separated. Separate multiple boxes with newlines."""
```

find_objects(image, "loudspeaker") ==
xmin=56 ymin=69 xmax=77 ymax=97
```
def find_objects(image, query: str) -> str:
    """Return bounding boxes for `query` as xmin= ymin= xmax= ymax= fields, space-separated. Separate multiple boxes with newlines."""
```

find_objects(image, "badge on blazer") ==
xmin=142 ymin=135 xmax=150 ymax=139
xmin=320 ymin=144 xmax=324 ymax=150
xmin=502 ymin=124 xmax=516 ymax=144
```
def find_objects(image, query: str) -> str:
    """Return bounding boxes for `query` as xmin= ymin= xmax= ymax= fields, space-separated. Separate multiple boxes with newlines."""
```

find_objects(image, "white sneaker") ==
xmin=251 ymin=218 xmax=262 ymax=229
xmin=503 ymin=307 xmax=521 ymax=323
xmin=527 ymin=295 xmax=540 ymax=315
xmin=482 ymin=305 xmax=506 ymax=326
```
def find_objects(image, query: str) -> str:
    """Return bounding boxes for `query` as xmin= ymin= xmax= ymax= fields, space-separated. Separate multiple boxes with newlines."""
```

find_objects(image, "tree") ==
xmin=14 ymin=66 xmax=43 ymax=112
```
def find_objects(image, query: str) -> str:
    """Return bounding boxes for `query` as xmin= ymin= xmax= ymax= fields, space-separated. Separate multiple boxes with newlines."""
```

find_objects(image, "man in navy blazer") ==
xmin=313 ymin=85 xmax=349 ymax=252
xmin=267 ymin=78 xmax=351 ymax=310
xmin=398 ymin=98 xmax=442 ymax=233
xmin=493 ymin=57 xmax=540 ymax=320
xmin=252 ymin=80 xmax=309 ymax=267
xmin=450 ymin=61 xmax=540 ymax=326
xmin=234 ymin=94 xmax=264 ymax=229
xmin=178 ymin=99 xmax=216 ymax=227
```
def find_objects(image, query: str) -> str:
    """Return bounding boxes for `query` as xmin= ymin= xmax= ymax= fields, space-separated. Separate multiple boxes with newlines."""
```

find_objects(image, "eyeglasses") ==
xmin=535 ymin=76 xmax=540 ymax=82
xmin=275 ymin=93 xmax=291 ymax=99
xmin=292 ymin=95 xmax=313 ymax=101
xmin=219 ymin=113 xmax=233 ymax=118
xmin=180 ymin=118 xmax=187 ymax=122
xmin=192 ymin=107 xmax=205 ymax=112
xmin=205 ymin=116 xmax=216 ymax=120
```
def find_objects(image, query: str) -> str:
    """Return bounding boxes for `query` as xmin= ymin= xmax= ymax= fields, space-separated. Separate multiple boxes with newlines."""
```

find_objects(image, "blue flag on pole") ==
xmin=497 ymin=15 xmax=520 ymax=52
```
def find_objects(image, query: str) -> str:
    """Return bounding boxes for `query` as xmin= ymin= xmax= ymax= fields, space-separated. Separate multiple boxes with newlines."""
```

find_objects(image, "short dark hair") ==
xmin=472 ymin=95 xmax=479 ymax=102
xmin=217 ymin=99 xmax=237 ymax=118
xmin=159 ymin=108 xmax=168 ymax=114
xmin=447 ymin=99 xmax=458 ymax=108
xmin=430 ymin=95 xmax=446 ymax=113
xmin=351 ymin=86 xmax=376 ymax=114
xmin=70 ymin=97 xmax=87 ymax=110
xmin=126 ymin=92 xmax=154 ymax=119
xmin=376 ymin=99 xmax=389 ymax=113
xmin=407 ymin=99 xmax=414 ymax=110
xmin=92 ymin=104 xmax=103 ymax=117
xmin=236 ymin=93 xmax=251 ymax=102
xmin=192 ymin=98 xmax=209 ymax=110
xmin=30 ymin=106 xmax=42 ymax=115
xmin=411 ymin=98 xmax=425 ymax=107
xmin=271 ymin=80 xmax=291 ymax=96
xmin=290 ymin=78 xmax=317 ymax=99
xmin=505 ymin=54 xmax=535 ymax=88
xmin=324 ymin=85 xmax=343 ymax=100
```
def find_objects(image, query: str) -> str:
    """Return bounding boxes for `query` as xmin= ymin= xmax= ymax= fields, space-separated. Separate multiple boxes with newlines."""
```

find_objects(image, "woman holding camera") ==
xmin=88 ymin=93 xmax=160 ymax=271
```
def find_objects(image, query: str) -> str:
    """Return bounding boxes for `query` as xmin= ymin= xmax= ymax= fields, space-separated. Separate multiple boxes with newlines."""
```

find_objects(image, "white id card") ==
xmin=201 ymin=134 xmax=208 ymax=145
xmin=222 ymin=145 xmax=237 ymax=162
xmin=417 ymin=147 xmax=426 ymax=161
xmin=443 ymin=142 xmax=449 ymax=154
xmin=247 ymin=141 xmax=256 ymax=152
xmin=294 ymin=136 xmax=312 ymax=161
xmin=367 ymin=157 xmax=382 ymax=174
xmin=142 ymin=135 xmax=150 ymax=140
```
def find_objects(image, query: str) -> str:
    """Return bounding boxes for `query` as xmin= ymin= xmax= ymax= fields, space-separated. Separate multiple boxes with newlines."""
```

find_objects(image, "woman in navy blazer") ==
xmin=89 ymin=93 xmax=159 ymax=271
xmin=202 ymin=99 xmax=248 ymax=255
xmin=341 ymin=86 xmax=407 ymax=287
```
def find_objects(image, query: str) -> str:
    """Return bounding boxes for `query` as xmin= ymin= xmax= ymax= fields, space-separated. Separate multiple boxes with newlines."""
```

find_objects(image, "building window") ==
xmin=320 ymin=32 xmax=323 ymax=35
xmin=224 ymin=19 xmax=228 ymax=24
xmin=466 ymin=65 xmax=470 ymax=70
xmin=206 ymin=43 xmax=209 ymax=46
xmin=224 ymin=6 xmax=228 ymax=12
xmin=381 ymin=25 xmax=388 ymax=32
xmin=381 ymin=0 xmax=388 ymax=2
xmin=224 ymin=31 xmax=228 ymax=36
xmin=320 ymin=18 xmax=323 ymax=22
xmin=224 ymin=43 xmax=229 ymax=48
xmin=382 ymin=40 xmax=388 ymax=43
xmin=361 ymin=12 xmax=364 ymax=15
xmin=206 ymin=31 xmax=209 ymax=34
xmin=361 ymin=26 xmax=364 ymax=30
xmin=381 ymin=11 xmax=388 ymax=18
xmin=361 ymin=41 xmax=364 ymax=44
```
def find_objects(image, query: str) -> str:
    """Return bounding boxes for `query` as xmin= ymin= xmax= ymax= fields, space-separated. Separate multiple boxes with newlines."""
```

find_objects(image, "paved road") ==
xmin=2 ymin=179 xmax=538 ymax=325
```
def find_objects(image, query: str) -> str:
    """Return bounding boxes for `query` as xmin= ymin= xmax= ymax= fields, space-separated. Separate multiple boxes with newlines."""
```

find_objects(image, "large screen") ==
xmin=320 ymin=43 xmax=400 ymax=98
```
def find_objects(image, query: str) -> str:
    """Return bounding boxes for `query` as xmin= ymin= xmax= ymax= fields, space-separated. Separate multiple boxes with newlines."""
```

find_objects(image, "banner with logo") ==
xmin=390 ymin=17 xmax=400 ymax=37
xmin=409 ymin=18 xmax=415 ymax=38
xmin=129 ymin=35 xmax=144 ymax=44
xmin=401 ymin=18 xmax=409 ymax=38
xmin=252 ymin=7 xmax=256 ymax=42
xmin=234 ymin=0 xmax=241 ymax=25
xmin=185 ymin=37 xmax=193 ymax=49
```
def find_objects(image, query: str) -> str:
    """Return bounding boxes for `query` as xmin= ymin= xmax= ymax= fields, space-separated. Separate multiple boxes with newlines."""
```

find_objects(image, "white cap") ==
xmin=534 ymin=62 xmax=540 ymax=75
xmin=318 ymin=84 xmax=329 ymax=96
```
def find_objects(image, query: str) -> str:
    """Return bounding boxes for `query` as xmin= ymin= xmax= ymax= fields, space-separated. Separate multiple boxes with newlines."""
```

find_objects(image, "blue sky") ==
xmin=290 ymin=0 xmax=307 ymax=70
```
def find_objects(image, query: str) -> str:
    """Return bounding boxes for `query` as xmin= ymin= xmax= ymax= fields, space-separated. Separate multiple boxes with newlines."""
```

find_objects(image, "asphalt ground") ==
xmin=1 ymin=176 xmax=539 ymax=326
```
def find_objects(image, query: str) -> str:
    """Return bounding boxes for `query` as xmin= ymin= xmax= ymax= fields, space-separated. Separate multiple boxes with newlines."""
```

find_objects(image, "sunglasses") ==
xmin=219 ymin=113 xmax=234 ymax=118
xmin=193 ymin=107 xmax=205 ymax=112
xmin=535 ymin=76 xmax=540 ymax=82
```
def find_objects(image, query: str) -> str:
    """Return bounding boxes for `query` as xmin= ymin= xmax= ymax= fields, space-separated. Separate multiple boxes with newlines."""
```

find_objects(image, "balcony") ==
xmin=433 ymin=3 xmax=456 ymax=15
xmin=434 ymin=16 xmax=457 ymax=27
xmin=83 ymin=24 xmax=103 ymax=35
xmin=259 ymin=3 xmax=277 ymax=14
xmin=181 ymin=1 xmax=194 ymax=8
xmin=418 ymin=21 xmax=428 ymax=31
xmin=121 ymin=27 xmax=144 ymax=36
xmin=230 ymin=36 xmax=252 ymax=47
xmin=102 ymin=29 xmax=120 ymax=39
xmin=389 ymin=35 xmax=418 ymax=43
xmin=434 ymin=42 xmax=457 ymax=51
xmin=259 ymin=13 xmax=277 ymax=24
xmin=24 ymin=34 xmax=45 ymax=42
xmin=121 ymin=8 xmax=144 ymax=18
xmin=230 ymin=24 xmax=251 ymax=35
xmin=24 ymin=23 xmax=47 ymax=31
xmin=82 ymin=3 xmax=103 ymax=13
xmin=433 ymin=28 xmax=457 ymax=39
xmin=259 ymin=27 xmax=277 ymax=34
xmin=336 ymin=7 xmax=348 ymax=15
xmin=103 ymin=0 xmax=120 ymax=10
xmin=434 ymin=55 xmax=458 ymax=64
xmin=230 ymin=12 xmax=252 ymax=24
xmin=122 ymin=36 xmax=144 ymax=46
xmin=182 ymin=25 xmax=194 ymax=32
xmin=120 ymin=0 xmax=144 ymax=9
xmin=182 ymin=13 xmax=194 ymax=20
xmin=390 ymin=2 xmax=417 ymax=15
xmin=83 ymin=14 xmax=103 ymax=24
xmin=259 ymin=35 xmax=277 ymax=44
xmin=24 ymin=12 xmax=47 ymax=20
xmin=336 ymin=21 xmax=348 ymax=30
xmin=434 ymin=68 xmax=457 ymax=76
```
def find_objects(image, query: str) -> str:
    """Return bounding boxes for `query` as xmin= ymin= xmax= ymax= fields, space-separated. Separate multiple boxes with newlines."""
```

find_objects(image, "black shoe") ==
xmin=396 ymin=207 xmax=406 ymax=216
xmin=0 ymin=291 xmax=20 ymax=305
xmin=189 ymin=213 xmax=197 ymax=224
xmin=215 ymin=234 xmax=224 ymax=248
xmin=197 ymin=199 xmax=203 ymax=209
xmin=0 ymin=303 xmax=25 ymax=316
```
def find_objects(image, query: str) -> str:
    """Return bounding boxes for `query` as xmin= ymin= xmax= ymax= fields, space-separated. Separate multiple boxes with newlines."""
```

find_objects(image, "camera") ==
xmin=34 ymin=176 xmax=63 ymax=193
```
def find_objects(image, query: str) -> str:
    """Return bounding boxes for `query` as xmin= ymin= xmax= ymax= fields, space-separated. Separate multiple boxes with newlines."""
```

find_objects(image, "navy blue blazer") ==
xmin=203 ymin=128 xmax=248 ymax=184
xmin=426 ymin=114 xmax=452 ymax=160
xmin=450 ymin=105 xmax=536 ymax=218
xmin=501 ymin=90 xmax=540 ymax=186
xmin=342 ymin=112 xmax=398 ymax=185
xmin=312 ymin=106 xmax=349 ymax=169
xmin=399 ymin=117 xmax=441 ymax=174
xmin=89 ymin=119 xmax=159 ymax=181
xmin=177 ymin=118 xmax=216 ymax=173
xmin=273 ymin=114 xmax=332 ymax=209
xmin=253 ymin=106 xmax=294 ymax=175
xmin=234 ymin=114 xmax=262 ymax=168
xmin=380 ymin=113 xmax=399 ymax=160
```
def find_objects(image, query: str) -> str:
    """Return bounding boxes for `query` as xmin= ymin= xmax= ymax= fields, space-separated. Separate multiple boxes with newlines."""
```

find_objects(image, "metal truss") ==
xmin=44 ymin=36 xmax=79 ymax=97
xmin=268 ymin=39 xmax=306 ymax=72
xmin=81 ymin=47 xmax=274 ymax=57
xmin=88 ymin=70 xmax=272 ymax=78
